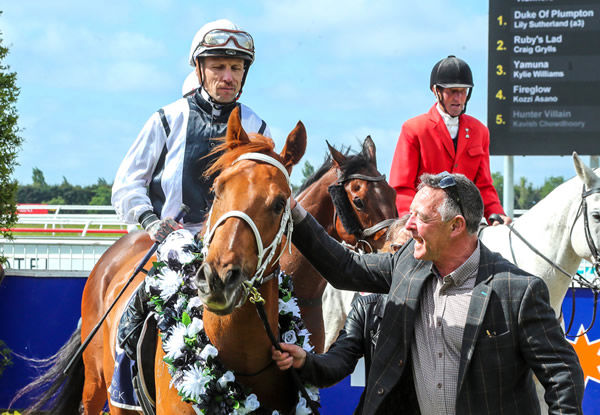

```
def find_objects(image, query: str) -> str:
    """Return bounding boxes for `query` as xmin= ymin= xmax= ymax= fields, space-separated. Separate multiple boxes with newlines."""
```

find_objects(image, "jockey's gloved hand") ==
xmin=139 ymin=211 xmax=181 ymax=243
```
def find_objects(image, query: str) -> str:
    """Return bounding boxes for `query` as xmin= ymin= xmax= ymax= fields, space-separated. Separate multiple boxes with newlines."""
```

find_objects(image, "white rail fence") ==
xmin=1 ymin=205 xmax=134 ymax=272
xmin=0 ymin=206 xmax=594 ymax=278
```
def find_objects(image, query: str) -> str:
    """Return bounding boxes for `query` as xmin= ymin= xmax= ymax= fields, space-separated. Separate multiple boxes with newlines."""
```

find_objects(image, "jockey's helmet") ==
xmin=189 ymin=19 xmax=255 ymax=67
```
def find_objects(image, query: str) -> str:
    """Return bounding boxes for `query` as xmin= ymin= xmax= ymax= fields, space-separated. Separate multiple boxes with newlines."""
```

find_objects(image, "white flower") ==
xmin=187 ymin=296 xmax=203 ymax=311
xmin=295 ymin=397 xmax=311 ymax=415
xmin=186 ymin=317 xmax=204 ymax=337
xmin=179 ymin=365 xmax=213 ymax=401
xmin=231 ymin=393 xmax=261 ymax=415
xmin=164 ymin=323 xmax=188 ymax=360
xmin=279 ymin=298 xmax=301 ymax=317
xmin=282 ymin=330 xmax=297 ymax=344
xmin=158 ymin=229 xmax=195 ymax=261
xmin=145 ymin=274 xmax=161 ymax=292
xmin=174 ymin=249 xmax=196 ymax=265
xmin=217 ymin=370 xmax=235 ymax=388
xmin=175 ymin=296 xmax=186 ymax=313
xmin=156 ymin=268 xmax=182 ymax=301
xmin=272 ymin=411 xmax=280 ymax=415
xmin=305 ymin=385 xmax=320 ymax=402
xmin=199 ymin=344 xmax=218 ymax=360
xmin=297 ymin=329 xmax=313 ymax=351
xmin=244 ymin=394 xmax=260 ymax=411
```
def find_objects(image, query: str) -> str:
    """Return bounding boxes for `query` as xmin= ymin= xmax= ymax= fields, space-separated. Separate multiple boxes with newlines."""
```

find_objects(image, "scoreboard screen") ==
xmin=488 ymin=0 xmax=600 ymax=155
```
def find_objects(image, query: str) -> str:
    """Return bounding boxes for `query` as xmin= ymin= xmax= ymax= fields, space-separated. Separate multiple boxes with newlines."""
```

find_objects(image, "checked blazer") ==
xmin=292 ymin=212 xmax=584 ymax=415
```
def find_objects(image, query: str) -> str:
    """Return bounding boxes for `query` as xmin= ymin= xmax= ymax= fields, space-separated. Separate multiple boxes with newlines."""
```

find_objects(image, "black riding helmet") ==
xmin=430 ymin=55 xmax=473 ymax=115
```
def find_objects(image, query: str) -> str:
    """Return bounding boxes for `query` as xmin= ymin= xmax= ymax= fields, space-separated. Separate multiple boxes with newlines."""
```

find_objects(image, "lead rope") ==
xmin=249 ymin=287 xmax=321 ymax=415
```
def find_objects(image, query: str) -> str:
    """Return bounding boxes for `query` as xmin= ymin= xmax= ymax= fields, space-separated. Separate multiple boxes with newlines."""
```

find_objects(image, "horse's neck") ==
xmin=296 ymin=169 xmax=339 ymax=236
xmin=483 ymin=182 xmax=581 ymax=314
xmin=203 ymin=280 xmax=279 ymax=373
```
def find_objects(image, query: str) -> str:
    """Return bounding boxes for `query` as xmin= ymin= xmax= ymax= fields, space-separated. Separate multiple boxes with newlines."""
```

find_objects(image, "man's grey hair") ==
xmin=417 ymin=172 xmax=483 ymax=234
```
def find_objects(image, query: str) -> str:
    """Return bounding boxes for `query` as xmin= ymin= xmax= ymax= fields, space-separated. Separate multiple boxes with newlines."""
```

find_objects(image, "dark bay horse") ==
xmin=280 ymin=137 xmax=398 ymax=353
xmin=17 ymin=108 xmax=308 ymax=414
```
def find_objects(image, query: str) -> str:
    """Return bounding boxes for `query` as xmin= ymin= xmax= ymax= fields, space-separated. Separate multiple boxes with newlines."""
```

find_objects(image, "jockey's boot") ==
xmin=117 ymin=283 xmax=150 ymax=361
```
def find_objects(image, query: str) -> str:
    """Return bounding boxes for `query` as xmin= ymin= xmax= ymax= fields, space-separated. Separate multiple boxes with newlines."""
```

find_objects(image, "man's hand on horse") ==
xmin=490 ymin=214 xmax=512 ymax=226
xmin=272 ymin=343 xmax=306 ymax=370
xmin=147 ymin=217 xmax=182 ymax=243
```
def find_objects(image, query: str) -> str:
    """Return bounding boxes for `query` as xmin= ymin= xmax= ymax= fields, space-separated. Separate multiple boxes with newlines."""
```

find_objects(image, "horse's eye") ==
xmin=353 ymin=197 xmax=365 ymax=210
xmin=592 ymin=211 xmax=600 ymax=222
xmin=273 ymin=197 xmax=286 ymax=215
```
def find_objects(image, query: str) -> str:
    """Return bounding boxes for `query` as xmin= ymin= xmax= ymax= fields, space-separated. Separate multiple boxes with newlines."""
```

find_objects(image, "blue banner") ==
xmin=1 ymin=276 xmax=599 ymax=413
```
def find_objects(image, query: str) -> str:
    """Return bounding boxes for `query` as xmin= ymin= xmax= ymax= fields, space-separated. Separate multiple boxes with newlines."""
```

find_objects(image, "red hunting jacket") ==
xmin=389 ymin=105 xmax=505 ymax=220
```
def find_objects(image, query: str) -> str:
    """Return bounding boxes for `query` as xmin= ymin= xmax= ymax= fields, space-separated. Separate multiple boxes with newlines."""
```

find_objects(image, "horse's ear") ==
xmin=280 ymin=121 xmax=307 ymax=171
xmin=327 ymin=140 xmax=346 ymax=169
xmin=573 ymin=151 xmax=599 ymax=189
xmin=362 ymin=135 xmax=377 ymax=166
xmin=225 ymin=107 xmax=250 ymax=146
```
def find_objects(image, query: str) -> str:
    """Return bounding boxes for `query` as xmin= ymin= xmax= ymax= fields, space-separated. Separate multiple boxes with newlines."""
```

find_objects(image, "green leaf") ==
xmin=184 ymin=335 xmax=197 ymax=347
xmin=182 ymin=311 xmax=191 ymax=326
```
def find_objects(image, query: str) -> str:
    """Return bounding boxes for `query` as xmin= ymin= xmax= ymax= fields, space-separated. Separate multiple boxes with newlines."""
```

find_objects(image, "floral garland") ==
xmin=144 ymin=229 xmax=320 ymax=415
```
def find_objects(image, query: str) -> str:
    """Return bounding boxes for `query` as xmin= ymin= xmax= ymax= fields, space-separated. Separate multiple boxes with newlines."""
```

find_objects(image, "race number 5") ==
xmin=495 ymin=114 xmax=506 ymax=125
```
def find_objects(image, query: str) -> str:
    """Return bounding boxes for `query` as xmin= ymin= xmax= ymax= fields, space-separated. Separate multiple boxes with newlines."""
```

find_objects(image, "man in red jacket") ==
xmin=389 ymin=55 xmax=511 ymax=225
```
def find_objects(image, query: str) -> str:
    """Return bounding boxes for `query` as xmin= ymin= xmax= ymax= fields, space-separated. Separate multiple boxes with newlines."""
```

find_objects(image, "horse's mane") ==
xmin=297 ymin=146 xmax=371 ymax=194
xmin=204 ymin=134 xmax=276 ymax=178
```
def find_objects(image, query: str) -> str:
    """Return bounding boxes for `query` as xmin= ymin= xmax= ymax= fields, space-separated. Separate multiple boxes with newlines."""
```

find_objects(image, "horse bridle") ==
xmin=328 ymin=172 xmax=396 ymax=252
xmin=507 ymin=184 xmax=600 ymax=337
xmin=201 ymin=152 xmax=294 ymax=298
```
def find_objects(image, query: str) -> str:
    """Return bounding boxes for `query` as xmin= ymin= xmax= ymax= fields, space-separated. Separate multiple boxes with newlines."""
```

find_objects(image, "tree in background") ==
xmin=492 ymin=171 xmax=503 ymax=202
xmin=292 ymin=160 xmax=315 ymax=194
xmin=0 ymin=17 xmax=23 ymax=245
xmin=492 ymin=173 xmax=565 ymax=211
xmin=0 ymin=12 xmax=21 ymax=380
xmin=17 ymin=168 xmax=112 ymax=209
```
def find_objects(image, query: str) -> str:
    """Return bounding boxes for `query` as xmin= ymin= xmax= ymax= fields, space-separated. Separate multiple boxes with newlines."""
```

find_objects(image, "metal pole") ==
xmin=504 ymin=155 xmax=514 ymax=217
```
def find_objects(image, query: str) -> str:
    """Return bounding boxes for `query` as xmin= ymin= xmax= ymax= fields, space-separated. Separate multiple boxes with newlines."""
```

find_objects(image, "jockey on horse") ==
xmin=111 ymin=18 xmax=271 ymax=361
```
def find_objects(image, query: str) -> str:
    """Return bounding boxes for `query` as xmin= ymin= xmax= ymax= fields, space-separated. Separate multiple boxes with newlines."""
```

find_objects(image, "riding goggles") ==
xmin=201 ymin=29 xmax=254 ymax=52
xmin=438 ymin=171 xmax=466 ymax=218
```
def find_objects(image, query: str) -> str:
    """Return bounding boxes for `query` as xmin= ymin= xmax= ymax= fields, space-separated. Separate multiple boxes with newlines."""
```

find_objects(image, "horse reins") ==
xmin=506 ymin=183 xmax=600 ymax=337
xmin=202 ymin=152 xmax=320 ymax=414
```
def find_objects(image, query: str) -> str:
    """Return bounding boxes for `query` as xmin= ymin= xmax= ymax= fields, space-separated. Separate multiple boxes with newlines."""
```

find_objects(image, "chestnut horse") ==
xmin=281 ymin=137 xmax=398 ymax=353
xmin=17 ymin=108 xmax=307 ymax=414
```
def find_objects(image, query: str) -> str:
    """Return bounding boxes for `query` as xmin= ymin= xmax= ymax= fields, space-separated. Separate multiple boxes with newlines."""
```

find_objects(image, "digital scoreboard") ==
xmin=488 ymin=0 xmax=600 ymax=155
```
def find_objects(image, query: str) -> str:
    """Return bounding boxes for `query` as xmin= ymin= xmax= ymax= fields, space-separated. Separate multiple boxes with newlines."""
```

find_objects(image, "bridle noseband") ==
xmin=201 ymin=152 xmax=293 ymax=299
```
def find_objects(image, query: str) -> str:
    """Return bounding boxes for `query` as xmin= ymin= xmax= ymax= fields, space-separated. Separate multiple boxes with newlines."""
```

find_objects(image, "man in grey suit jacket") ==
xmin=274 ymin=172 xmax=584 ymax=414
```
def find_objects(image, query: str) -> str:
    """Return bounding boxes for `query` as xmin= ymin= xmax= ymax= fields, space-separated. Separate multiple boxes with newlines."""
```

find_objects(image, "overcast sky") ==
xmin=1 ymin=0 xmax=589 ymax=190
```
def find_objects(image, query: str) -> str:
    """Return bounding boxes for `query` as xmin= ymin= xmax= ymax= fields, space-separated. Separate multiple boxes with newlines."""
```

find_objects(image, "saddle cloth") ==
xmin=108 ymin=311 xmax=157 ymax=413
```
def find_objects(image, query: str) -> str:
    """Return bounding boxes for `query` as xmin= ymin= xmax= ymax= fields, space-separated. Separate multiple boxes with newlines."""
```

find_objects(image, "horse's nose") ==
xmin=195 ymin=262 xmax=224 ymax=293
xmin=224 ymin=265 xmax=243 ymax=287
